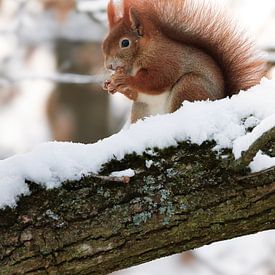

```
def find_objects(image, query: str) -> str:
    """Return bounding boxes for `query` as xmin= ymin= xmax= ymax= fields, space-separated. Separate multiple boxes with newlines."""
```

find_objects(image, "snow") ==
xmin=110 ymin=169 xmax=135 ymax=177
xmin=145 ymin=160 xmax=154 ymax=169
xmin=0 ymin=78 xmax=275 ymax=208
xmin=250 ymin=151 xmax=275 ymax=173
xmin=0 ymin=176 xmax=30 ymax=208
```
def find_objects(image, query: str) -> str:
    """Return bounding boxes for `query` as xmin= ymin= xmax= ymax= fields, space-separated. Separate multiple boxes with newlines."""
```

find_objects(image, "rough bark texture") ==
xmin=0 ymin=142 xmax=274 ymax=274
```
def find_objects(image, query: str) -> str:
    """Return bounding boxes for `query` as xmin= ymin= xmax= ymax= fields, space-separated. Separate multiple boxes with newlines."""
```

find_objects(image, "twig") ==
xmin=90 ymin=173 xmax=131 ymax=184
xmin=237 ymin=166 xmax=275 ymax=180
xmin=232 ymin=127 xmax=275 ymax=171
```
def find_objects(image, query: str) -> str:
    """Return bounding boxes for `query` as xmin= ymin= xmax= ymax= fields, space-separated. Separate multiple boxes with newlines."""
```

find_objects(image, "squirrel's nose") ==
xmin=105 ymin=58 xmax=123 ymax=71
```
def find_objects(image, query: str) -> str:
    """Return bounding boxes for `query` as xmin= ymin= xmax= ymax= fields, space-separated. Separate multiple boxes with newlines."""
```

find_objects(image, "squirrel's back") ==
xmin=121 ymin=0 xmax=266 ymax=95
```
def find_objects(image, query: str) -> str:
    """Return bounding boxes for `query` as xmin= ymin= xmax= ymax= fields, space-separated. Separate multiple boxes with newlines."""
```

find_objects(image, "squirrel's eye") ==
xmin=120 ymin=39 xmax=130 ymax=48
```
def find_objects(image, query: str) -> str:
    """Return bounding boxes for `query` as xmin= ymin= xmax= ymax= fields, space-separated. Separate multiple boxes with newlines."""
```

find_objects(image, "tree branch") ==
xmin=0 ymin=140 xmax=274 ymax=274
xmin=233 ymin=127 xmax=275 ymax=171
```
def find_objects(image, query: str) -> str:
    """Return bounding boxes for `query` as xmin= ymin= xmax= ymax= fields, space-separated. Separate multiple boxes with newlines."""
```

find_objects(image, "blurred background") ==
xmin=0 ymin=0 xmax=274 ymax=274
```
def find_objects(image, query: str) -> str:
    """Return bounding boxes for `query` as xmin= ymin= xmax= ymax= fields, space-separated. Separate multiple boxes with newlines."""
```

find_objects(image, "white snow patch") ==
xmin=250 ymin=151 xmax=275 ymax=173
xmin=0 ymin=176 xmax=30 ymax=208
xmin=110 ymin=169 xmax=135 ymax=177
xmin=0 ymin=78 xmax=275 ymax=208
xmin=145 ymin=160 xmax=154 ymax=169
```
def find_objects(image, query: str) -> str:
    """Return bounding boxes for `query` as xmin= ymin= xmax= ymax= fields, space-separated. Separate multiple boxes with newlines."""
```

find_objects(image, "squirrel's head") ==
xmin=103 ymin=0 xmax=145 ymax=74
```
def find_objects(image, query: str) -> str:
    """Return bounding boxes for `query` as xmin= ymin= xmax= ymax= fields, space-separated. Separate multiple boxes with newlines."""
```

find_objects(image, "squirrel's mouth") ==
xmin=105 ymin=57 xmax=137 ymax=76
xmin=105 ymin=57 xmax=125 ymax=72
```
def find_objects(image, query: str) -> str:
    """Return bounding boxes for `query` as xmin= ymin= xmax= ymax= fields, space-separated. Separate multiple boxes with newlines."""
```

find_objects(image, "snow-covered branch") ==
xmin=0 ymin=131 xmax=274 ymax=274
xmin=0 ymin=78 xmax=275 ymax=208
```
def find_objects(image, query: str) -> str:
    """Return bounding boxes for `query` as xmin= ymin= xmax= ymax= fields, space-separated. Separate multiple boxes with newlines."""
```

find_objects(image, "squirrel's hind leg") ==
xmin=168 ymin=73 xmax=225 ymax=112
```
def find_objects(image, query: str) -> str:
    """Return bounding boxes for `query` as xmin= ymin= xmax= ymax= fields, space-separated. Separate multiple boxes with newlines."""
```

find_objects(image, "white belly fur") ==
xmin=137 ymin=91 xmax=171 ymax=116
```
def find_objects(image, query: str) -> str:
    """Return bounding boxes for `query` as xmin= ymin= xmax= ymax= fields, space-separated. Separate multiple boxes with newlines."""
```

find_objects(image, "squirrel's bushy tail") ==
xmin=124 ymin=0 xmax=267 ymax=95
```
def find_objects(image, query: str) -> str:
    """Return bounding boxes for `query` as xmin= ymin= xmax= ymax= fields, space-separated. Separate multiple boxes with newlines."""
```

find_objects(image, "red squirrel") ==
xmin=102 ymin=0 xmax=266 ymax=123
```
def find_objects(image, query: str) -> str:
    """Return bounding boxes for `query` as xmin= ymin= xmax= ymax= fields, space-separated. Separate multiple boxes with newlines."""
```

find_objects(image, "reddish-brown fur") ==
xmin=103 ymin=0 xmax=267 ymax=122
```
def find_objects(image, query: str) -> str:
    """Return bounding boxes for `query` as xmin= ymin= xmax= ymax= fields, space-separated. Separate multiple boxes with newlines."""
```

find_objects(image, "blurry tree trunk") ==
xmin=47 ymin=39 xmax=110 ymax=143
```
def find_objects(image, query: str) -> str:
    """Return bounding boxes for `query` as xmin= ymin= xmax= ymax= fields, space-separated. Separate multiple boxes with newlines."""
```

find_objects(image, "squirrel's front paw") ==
xmin=103 ymin=69 xmax=127 ymax=94
xmin=106 ymin=68 xmax=137 ymax=100
xmin=103 ymin=80 xmax=117 ymax=94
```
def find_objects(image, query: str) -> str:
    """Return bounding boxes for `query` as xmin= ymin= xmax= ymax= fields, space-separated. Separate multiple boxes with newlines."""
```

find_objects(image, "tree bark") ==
xmin=0 ymin=141 xmax=274 ymax=274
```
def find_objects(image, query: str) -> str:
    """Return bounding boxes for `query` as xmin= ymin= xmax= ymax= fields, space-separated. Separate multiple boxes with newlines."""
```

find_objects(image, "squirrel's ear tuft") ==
xmin=129 ymin=7 xmax=143 ymax=36
xmin=107 ymin=0 xmax=116 ymax=28
xmin=107 ymin=0 xmax=123 ymax=28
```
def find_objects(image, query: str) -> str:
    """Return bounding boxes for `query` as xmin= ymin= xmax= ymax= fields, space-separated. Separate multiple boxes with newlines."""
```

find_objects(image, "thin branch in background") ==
xmin=265 ymin=48 xmax=275 ymax=66
xmin=237 ymin=166 xmax=275 ymax=180
xmin=86 ymin=12 xmax=105 ymax=24
xmin=0 ymin=72 xmax=106 ymax=87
